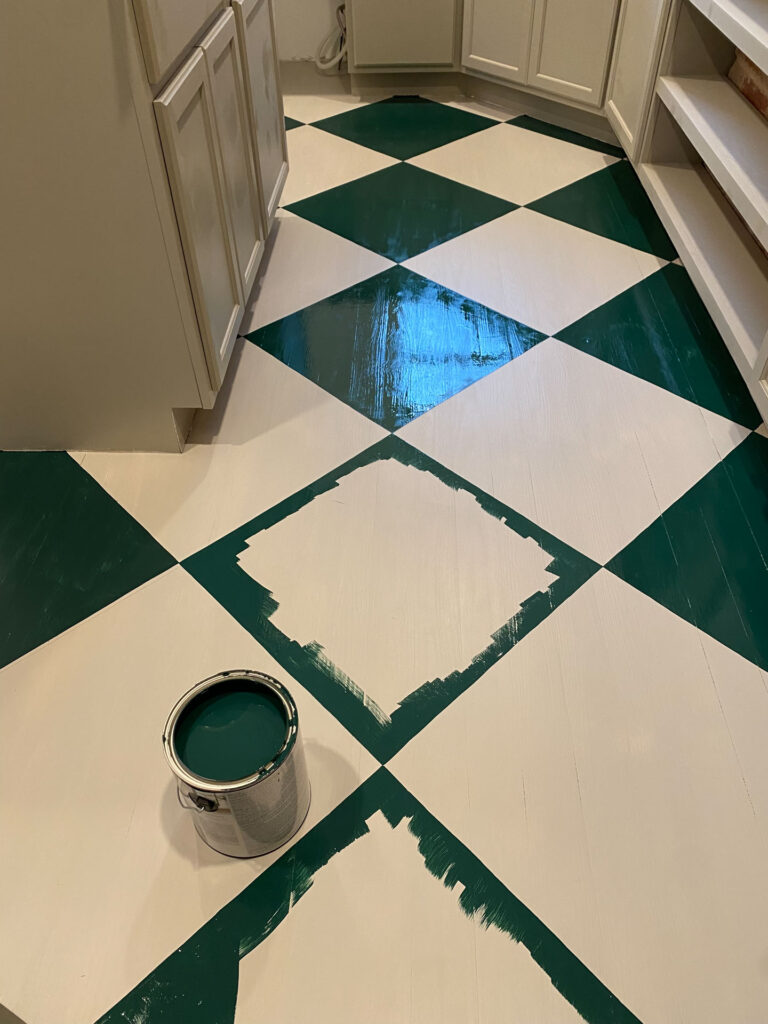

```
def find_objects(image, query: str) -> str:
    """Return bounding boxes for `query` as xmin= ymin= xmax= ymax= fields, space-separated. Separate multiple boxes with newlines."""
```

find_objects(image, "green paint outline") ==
xmin=183 ymin=435 xmax=598 ymax=763
xmin=95 ymin=768 xmax=643 ymax=1024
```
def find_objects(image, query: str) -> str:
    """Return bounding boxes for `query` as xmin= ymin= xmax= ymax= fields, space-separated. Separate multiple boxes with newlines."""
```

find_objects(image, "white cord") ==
xmin=315 ymin=4 xmax=347 ymax=71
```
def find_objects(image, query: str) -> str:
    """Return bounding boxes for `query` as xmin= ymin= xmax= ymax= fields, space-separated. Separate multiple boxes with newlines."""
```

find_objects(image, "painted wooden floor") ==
xmin=2 ymin=90 xmax=768 ymax=1024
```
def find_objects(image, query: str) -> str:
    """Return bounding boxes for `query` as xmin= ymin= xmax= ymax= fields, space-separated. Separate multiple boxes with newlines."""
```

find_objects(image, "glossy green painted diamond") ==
xmin=246 ymin=265 xmax=545 ymax=430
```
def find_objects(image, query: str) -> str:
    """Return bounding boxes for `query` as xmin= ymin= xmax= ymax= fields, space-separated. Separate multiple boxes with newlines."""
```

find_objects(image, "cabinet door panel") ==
xmin=200 ymin=9 xmax=266 ymax=296
xmin=233 ymin=0 xmax=288 ymax=225
xmin=352 ymin=0 xmax=456 ymax=67
xmin=606 ymin=0 xmax=672 ymax=159
xmin=462 ymin=0 xmax=535 ymax=84
xmin=528 ymin=0 xmax=620 ymax=106
xmin=154 ymin=50 xmax=242 ymax=389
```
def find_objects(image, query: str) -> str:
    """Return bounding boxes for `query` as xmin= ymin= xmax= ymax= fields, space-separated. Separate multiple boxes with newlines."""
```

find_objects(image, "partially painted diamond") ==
xmin=184 ymin=436 xmax=597 ymax=761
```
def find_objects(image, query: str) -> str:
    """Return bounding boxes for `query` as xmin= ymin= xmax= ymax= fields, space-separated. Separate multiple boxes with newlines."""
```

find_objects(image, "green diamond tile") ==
xmin=0 ymin=452 xmax=175 ymax=669
xmin=286 ymin=162 xmax=514 ymax=263
xmin=284 ymin=115 xmax=303 ymax=130
xmin=245 ymin=264 xmax=545 ymax=430
xmin=510 ymin=114 xmax=625 ymax=158
xmin=608 ymin=431 xmax=768 ymax=671
xmin=557 ymin=264 xmax=761 ymax=428
xmin=528 ymin=161 xmax=676 ymax=259
xmin=183 ymin=435 xmax=597 ymax=763
xmin=312 ymin=94 xmax=497 ymax=159
xmin=96 ymin=768 xmax=641 ymax=1024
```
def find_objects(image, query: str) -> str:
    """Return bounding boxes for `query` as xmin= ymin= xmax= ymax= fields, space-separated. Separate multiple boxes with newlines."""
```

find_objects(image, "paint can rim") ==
xmin=162 ymin=669 xmax=299 ymax=794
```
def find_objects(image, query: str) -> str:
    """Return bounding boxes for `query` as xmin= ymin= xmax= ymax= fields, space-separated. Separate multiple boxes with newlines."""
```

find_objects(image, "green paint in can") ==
xmin=174 ymin=679 xmax=288 ymax=782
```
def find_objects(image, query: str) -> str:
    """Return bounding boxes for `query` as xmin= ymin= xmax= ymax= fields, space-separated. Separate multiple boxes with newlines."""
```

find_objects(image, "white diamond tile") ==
xmin=757 ymin=422 xmax=768 ymax=438
xmin=236 ymin=457 xmax=558 ymax=721
xmin=390 ymin=570 xmax=768 ymax=1024
xmin=398 ymin=339 xmax=749 ymax=564
xmin=235 ymin=810 xmax=584 ymax=1024
xmin=281 ymin=125 xmax=397 ymax=206
xmin=403 ymin=209 xmax=665 ymax=336
xmin=240 ymin=210 xmax=393 ymax=334
xmin=77 ymin=344 xmax=387 ymax=560
xmin=0 ymin=566 xmax=377 ymax=1024
xmin=408 ymin=123 xmax=617 ymax=205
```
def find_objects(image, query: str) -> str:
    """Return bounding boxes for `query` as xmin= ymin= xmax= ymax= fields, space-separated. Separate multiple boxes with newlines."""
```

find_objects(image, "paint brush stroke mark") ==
xmin=183 ymin=435 xmax=599 ymax=763
xmin=95 ymin=769 xmax=644 ymax=1024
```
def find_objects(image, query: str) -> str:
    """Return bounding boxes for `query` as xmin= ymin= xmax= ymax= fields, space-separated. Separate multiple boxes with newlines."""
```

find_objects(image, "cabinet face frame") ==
xmin=527 ymin=0 xmax=621 ymax=107
xmin=199 ymin=8 xmax=266 ymax=297
xmin=461 ymin=0 xmax=536 ymax=84
xmin=232 ymin=0 xmax=289 ymax=227
xmin=154 ymin=49 xmax=243 ymax=389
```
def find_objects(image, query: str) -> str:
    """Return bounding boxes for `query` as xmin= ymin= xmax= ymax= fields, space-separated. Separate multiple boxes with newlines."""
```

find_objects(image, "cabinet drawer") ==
xmin=133 ymin=0 xmax=224 ymax=83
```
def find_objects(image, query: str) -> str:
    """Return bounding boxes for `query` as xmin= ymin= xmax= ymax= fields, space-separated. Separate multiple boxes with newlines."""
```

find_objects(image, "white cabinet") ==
xmin=154 ymin=49 xmax=243 ymax=389
xmin=462 ymin=0 xmax=620 ymax=108
xmin=606 ymin=0 xmax=673 ymax=159
xmin=200 ymin=10 xmax=266 ymax=297
xmin=351 ymin=0 xmax=457 ymax=68
xmin=462 ymin=0 xmax=535 ymax=84
xmin=233 ymin=0 xmax=288 ymax=225
xmin=529 ymin=0 xmax=620 ymax=105
xmin=133 ymin=0 xmax=223 ymax=83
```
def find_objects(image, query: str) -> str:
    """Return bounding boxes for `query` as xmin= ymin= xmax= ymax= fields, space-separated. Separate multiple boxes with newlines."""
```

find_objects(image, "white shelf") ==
xmin=657 ymin=74 xmax=768 ymax=251
xmin=638 ymin=159 xmax=768 ymax=395
xmin=687 ymin=0 xmax=768 ymax=77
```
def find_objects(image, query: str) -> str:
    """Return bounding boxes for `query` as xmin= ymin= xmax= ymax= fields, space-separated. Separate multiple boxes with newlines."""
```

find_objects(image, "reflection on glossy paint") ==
xmin=248 ymin=266 xmax=545 ymax=431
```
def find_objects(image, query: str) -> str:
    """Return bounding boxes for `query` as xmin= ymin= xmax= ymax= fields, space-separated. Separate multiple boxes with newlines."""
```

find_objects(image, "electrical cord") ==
xmin=315 ymin=4 xmax=347 ymax=71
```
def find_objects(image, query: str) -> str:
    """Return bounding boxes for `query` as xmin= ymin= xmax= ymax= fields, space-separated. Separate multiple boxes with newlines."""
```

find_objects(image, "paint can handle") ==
xmin=177 ymin=786 xmax=218 ymax=813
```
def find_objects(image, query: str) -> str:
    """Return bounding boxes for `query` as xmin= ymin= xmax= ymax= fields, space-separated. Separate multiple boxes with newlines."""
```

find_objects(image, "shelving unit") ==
xmin=637 ymin=0 xmax=768 ymax=420
xmin=657 ymin=74 xmax=768 ymax=250
xmin=686 ymin=0 xmax=768 ymax=76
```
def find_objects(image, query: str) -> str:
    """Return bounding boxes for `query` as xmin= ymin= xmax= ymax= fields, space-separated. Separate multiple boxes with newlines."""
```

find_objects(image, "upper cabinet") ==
xmin=133 ymin=0 xmax=224 ymax=83
xmin=528 ymin=0 xmax=620 ymax=105
xmin=462 ymin=0 xmax=620 ymax=107
xmin=232 ymin=0 xmax=289 ymax=225
xmin=462 ymin=0 xmax=535 ymax=84
xmin=605 ymin=0 xmax=673 ymax=159
xmin=350 ymin=0 xmax=458 ymax=68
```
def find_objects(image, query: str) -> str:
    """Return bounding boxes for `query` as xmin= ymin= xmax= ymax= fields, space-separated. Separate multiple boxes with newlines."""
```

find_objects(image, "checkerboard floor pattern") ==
xmin=2 ymin=94 xmax=768 ymax=1024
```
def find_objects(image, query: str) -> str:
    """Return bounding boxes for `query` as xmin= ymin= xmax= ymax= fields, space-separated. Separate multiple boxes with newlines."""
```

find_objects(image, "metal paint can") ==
xmin=163 ymin=670 xmax=311 ymax=858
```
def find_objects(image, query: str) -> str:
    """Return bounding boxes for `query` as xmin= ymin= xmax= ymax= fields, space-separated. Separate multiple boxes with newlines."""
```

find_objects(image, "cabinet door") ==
xmin=528 ymin=0 xmax=620 ymax=106
xmin=199 ymin=9 xmax=266 ymax=297
xmin=232 ymin=0 xmax=288 ymax=225
xmin=606 ymin=0 xmax=672 ymax=159
xmin=154 ymin=50 xmax=242 ymax=389
xmin=462 ymin=0 xmax=535 ymax=84
xmin=351 ymin=0 xmax=456 ymax=67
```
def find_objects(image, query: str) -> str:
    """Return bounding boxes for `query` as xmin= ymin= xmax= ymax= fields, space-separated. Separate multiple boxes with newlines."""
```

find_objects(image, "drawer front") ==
xmin=133 ymin=0 xmax=224 ymax=83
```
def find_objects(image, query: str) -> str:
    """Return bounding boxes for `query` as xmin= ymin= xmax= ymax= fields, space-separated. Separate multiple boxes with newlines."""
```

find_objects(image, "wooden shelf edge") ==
xmin=638 ymin=159 xmax=768 ymax=419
